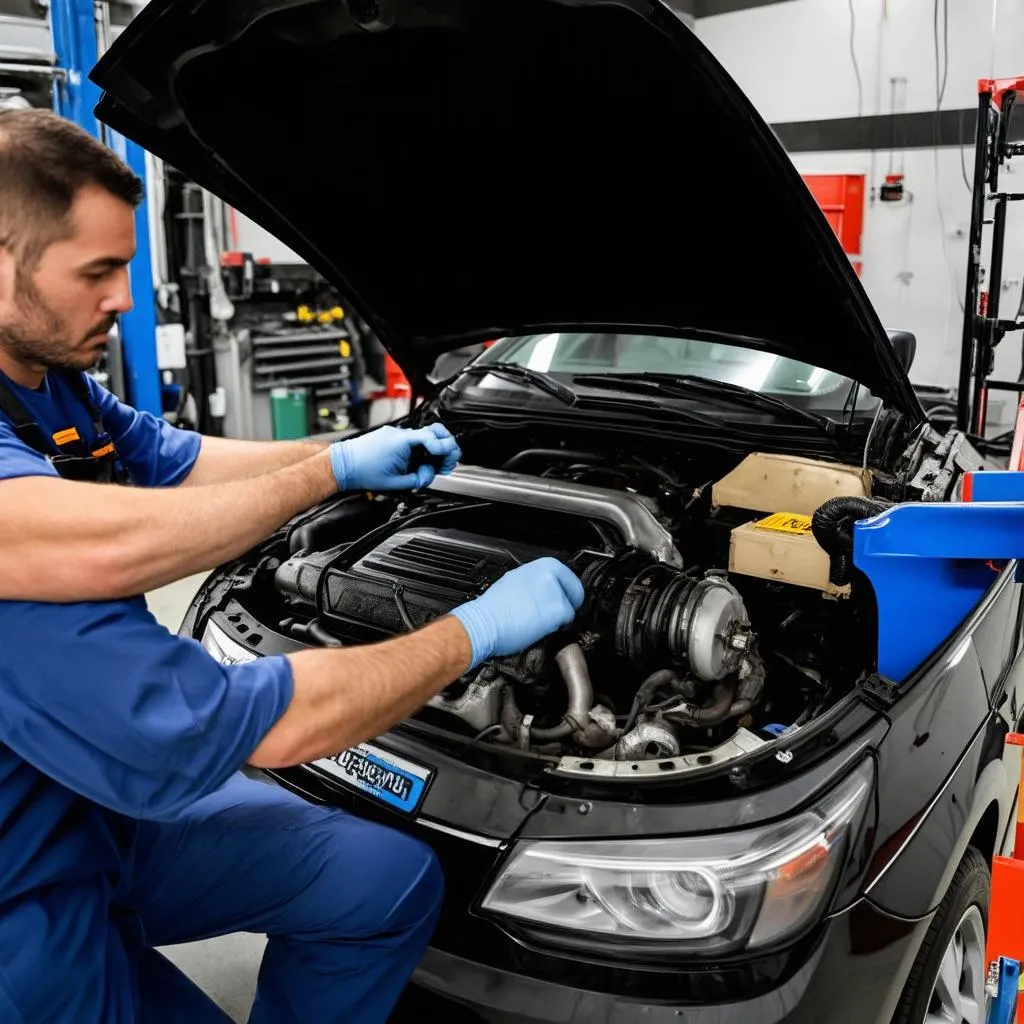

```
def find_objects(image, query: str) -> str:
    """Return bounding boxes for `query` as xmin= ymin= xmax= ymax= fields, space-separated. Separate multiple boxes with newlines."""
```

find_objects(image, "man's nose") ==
xmin=100 ymin=267 xmax=133 ymax=315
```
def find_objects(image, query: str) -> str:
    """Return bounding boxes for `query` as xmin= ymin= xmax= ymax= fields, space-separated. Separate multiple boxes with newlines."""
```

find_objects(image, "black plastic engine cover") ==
xmin=321 ymin=527 xmax=561 ymax=636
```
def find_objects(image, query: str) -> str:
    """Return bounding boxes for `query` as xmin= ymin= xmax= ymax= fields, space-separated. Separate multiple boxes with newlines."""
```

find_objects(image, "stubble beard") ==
xmin=0 ymin=272 xmax=108 ymax=374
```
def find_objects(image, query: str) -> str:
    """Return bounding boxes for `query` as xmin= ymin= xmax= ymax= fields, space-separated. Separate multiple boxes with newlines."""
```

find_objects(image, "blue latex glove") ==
xmin=451 ymin=558 xmax=585 ymax=670
xmin=330 ymin=422 xmax=461 ymax=491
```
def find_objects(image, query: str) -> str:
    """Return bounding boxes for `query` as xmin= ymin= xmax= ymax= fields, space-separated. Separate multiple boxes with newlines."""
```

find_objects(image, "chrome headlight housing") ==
xmin=481 ymin=761 xmax=873 ymax=957
xmin=200 ymin=619 xmax=258 ymax=665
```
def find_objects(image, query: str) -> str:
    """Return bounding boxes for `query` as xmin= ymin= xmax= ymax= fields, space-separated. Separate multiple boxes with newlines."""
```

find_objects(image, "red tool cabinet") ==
xmin=801 ymin=173 xmax=866 ymax=277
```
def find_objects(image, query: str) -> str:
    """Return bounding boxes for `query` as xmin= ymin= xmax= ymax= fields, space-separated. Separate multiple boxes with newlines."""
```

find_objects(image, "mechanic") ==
xmin=0 ymin=107 xmax=585 ymax=1023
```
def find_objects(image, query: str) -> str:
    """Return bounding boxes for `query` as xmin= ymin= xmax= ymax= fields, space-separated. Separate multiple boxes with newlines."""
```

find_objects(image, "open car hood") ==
xmin=91 ymin=0 xmax=922 ymax=418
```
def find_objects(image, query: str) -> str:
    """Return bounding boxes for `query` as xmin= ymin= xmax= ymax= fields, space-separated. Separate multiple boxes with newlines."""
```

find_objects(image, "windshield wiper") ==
xmin=571 ymin=372 xmax=835 ymax=433
xmin=458 ymin=363 xmax=577 ymax=406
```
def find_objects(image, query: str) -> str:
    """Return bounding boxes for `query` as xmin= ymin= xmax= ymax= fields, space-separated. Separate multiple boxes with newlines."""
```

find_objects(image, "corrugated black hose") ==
xmin=811 ymin=497 xmax=893 ymax=586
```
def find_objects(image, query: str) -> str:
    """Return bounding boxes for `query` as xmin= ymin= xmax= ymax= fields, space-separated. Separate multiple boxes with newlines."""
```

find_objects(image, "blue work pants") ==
xmin=125 ymin=772 xmax=444 ymax=1023
xmin=0 ymin=772 xmax=443 ymax=1023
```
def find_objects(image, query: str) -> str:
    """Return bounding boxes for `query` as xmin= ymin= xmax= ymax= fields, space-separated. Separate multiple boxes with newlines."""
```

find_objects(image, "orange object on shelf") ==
xmin=986 ymin=733 xmax=1024 ymax=1018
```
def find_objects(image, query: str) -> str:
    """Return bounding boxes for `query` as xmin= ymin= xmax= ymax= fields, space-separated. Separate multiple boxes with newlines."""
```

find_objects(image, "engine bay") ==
xmin=212 ymin=441 xmax=895 ymax=773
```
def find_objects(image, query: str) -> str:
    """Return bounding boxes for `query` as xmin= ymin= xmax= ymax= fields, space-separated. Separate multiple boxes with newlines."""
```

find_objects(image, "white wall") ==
xmin=230 ymin=212 xmax=304 ymax=264
xmin=697 ymin=0 xmax=1024 ymax=401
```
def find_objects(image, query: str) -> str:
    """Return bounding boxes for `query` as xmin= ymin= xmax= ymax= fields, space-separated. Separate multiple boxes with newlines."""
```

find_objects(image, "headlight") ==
xmin=480 ymin=761 xmax=873 ymax=957
xmin=200 ymin=619 xmax=258 ymax=665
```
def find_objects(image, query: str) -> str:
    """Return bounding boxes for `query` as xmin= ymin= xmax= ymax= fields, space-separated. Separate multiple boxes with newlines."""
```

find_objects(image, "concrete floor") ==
xmin=146 ymin=573 xmax=268 ymax=1021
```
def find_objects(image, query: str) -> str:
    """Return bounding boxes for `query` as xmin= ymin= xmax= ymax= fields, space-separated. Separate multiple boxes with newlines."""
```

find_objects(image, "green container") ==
xmin=270 ymin=387 xmax=309 ymax=440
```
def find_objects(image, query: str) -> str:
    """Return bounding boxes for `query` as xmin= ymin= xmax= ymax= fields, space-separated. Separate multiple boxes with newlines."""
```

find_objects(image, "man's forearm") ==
xmin=0 ymin=451 xmax=339 ymax=601
xmin=181 ymin=434 xmax=331 ymax=487
xmin=249 ymin=616 xmax=473 ymax=768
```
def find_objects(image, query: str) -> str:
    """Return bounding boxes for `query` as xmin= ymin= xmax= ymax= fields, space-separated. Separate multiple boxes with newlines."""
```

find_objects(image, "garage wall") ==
xmin=229 ymin=214 xmax=303 ymax=265
xmin=696 ymin=0 xmax=1024 ymax=406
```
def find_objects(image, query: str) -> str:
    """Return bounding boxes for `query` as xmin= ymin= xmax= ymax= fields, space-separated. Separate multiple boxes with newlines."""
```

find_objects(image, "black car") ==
xmin=94 ymin=3 xmax=1022 ymax=1021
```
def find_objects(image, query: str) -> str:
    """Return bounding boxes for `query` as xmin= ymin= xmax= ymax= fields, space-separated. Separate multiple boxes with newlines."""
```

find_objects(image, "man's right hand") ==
xmin=450 ymin=558 xmax=585 ymax=670
xmin=330 ymin=423 xmax=461 ymax=492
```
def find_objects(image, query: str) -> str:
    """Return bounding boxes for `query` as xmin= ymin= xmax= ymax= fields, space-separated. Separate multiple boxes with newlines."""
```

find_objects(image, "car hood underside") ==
xmin=91 ymin=0 xmax=921 ymax=418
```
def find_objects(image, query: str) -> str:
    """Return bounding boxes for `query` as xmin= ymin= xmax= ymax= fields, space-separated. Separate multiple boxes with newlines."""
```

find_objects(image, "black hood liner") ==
xmin=91 ymin=0 xmax=921 ymax=417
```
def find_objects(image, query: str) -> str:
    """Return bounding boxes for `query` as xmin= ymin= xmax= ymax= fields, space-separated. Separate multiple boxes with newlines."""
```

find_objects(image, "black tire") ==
xmin=892 ymin=846 xmax=991 ymax=1024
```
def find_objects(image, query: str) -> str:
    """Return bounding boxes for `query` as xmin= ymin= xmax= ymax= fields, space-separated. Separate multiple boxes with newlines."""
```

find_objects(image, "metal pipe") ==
xmin=529 ymin=644 xmax=595 ymax=743
xmin=0 ymin=62 xmax=66 ymax=78
xmin=428 ymin=465 xmax=682 ymax=566
xmin=958 ymin=91 xmax=994 ymax=432
xmin=974 ymin=195 xmax=1009 ymax=434
xmin=554 ymin=644 xmax=593 ymax=731
xmin=600 ymin=720 xmax=680 ymax=761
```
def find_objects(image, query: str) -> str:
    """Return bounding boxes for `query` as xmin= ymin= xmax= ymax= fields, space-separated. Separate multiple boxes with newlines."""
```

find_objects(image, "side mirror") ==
xmin=887 ymin=329 xmax=917 ymax=372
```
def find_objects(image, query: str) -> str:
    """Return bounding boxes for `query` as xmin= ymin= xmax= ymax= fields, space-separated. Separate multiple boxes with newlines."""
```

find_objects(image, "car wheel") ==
xmin=893 ymin=846 xmax=991 ymax=1024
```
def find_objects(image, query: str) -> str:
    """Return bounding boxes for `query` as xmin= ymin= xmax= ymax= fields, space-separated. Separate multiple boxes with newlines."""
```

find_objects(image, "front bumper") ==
xmin=396 ymin=901 xmax=930 ymax=1024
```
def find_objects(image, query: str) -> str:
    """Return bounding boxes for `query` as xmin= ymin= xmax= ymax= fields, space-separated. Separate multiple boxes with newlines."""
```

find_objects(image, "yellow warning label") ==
xmin=753 ymin=512 xmax=813 ymax=535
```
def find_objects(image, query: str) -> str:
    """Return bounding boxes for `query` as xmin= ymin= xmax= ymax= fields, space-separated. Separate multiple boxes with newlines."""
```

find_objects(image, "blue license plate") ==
xmin=310 ymin=742 xmax=433 ymax=815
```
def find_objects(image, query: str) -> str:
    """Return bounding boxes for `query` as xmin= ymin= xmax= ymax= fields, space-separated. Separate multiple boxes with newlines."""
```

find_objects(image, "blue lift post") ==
xmin=105 ymin=131 xmax=163 ymax=416
xmin=49 ymin=0 xmax=162 ymax=415
xmin=47 ymin=0 xmax=101 ymax=137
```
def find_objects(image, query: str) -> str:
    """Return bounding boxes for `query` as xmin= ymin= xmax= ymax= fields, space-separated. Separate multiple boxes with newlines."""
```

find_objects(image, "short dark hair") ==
xmin=0 ymin=108 xmax=143 ymax=270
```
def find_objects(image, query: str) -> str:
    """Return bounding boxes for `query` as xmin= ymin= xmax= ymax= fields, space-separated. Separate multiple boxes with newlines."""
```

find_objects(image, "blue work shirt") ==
xmin=0 ymin=371 xmax=199 ymax=485
xmin=0 ymin=372 xmax=294 ymax=1006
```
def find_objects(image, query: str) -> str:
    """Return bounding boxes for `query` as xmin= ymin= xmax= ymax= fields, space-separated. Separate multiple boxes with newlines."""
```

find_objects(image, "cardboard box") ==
xmin=729 ymin=512 xmax=849 ymax=598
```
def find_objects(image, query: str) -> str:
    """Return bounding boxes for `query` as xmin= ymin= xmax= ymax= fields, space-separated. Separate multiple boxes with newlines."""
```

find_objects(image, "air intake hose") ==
xmin=811 ymin=497 xmax=892 ymax=586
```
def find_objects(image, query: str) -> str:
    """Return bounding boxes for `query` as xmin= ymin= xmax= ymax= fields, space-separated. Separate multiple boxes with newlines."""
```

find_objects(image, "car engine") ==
xmin=250 ymin=454 xmax=871 ymax=765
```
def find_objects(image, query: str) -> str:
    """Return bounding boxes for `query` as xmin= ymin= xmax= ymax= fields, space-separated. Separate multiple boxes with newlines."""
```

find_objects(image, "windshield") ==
xmin=474 ymin=333 xmax=856 ymax=400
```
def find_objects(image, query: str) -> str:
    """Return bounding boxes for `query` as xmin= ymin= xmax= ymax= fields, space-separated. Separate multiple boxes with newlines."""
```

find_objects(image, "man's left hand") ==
xmin=330 ymin=422 xmax=462 ymax=492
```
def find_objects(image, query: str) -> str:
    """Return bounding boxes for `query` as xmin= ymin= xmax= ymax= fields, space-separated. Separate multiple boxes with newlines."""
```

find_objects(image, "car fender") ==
xmin=863 ymin=646 xmax=1010 ymax=918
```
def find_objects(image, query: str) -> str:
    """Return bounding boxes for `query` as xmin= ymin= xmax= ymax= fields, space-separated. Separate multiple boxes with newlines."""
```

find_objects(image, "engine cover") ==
xmin=321 ymin=527 xmax=560 ymax=636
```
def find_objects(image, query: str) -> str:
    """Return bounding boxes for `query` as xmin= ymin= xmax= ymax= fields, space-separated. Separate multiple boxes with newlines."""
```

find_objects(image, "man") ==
xmin=0 ymin=108 xmax=584 ymax=1023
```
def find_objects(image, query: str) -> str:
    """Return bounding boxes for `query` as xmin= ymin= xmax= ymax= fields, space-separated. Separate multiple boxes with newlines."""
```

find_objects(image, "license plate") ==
xmin=310 ymin=742 xmax=433 ymax=815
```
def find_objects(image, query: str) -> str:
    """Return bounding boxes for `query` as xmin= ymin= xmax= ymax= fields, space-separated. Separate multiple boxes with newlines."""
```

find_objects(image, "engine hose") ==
xmin=726 ymin=699 xmax=752 ymax=720
xmin=666 ymin=681 xmax=736 ymax=727
xmin=811 ymin=497 xmax=892 ymax=586
xmin=497 ymin=685 xmax=576 ymax=744
xmin=528 ymin=719 xmax=575 ymax=743
xmin=622 ymin=668 xmax=680 ymax=735
xmin=280 ymin=617 xmax=344 ymax=647
xmin=530 ymin=644 xmax=595 ymax=743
